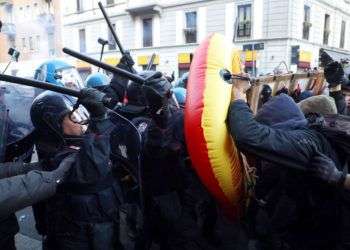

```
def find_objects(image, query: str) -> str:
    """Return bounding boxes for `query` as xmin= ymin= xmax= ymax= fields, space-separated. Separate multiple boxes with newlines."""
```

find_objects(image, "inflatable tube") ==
xmin=185 ymin=33 xmax=244 ymax=220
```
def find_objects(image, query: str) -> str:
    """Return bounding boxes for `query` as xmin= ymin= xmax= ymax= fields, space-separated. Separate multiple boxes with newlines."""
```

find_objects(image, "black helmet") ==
xmin=126 ymin=81 xmax=146 ymax=106
xmin=260 ymin=84 xmax=272 ymax=104
xmin=30 ymin=91 xmax=88 ymax=146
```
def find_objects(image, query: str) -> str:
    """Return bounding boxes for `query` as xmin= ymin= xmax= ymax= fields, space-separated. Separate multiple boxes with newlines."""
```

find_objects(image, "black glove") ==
xmin=79 ymin=88 xmax=107 ymax=119
xmin=324 ymin=61 xmax=345 ymax=87
xmin=311 ymin=152 xmax=346 ymax=187
xmin=140 ymin=71 xmax=172 ymax=128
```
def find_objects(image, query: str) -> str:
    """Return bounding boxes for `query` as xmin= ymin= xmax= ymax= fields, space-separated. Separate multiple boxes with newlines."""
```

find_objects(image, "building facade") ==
xmin=60 ymin=0 xmax=350 ymax=78
xmin=0 ymin=0 xmax=62 ymax=76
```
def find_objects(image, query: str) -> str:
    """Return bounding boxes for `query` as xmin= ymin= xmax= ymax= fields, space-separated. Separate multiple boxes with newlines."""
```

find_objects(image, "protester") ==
xmin=228 ymin=78 xmax=350 ymax=250
xmin=298 ymin=95 xmax=337 ymax=115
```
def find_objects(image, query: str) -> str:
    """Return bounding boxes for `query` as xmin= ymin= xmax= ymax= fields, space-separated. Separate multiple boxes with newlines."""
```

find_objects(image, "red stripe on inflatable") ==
xmin=185 ymin=35 xmax=237 ymax=219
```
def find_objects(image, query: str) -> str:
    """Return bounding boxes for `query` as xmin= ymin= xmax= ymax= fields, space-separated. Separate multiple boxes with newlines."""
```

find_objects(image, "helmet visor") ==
xmin=57 ymin=67 xmax=84 ymax=90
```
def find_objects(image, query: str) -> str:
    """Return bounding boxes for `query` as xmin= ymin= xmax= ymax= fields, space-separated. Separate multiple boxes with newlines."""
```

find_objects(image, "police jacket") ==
xmin=43 ymin=118 xmax=121 ymax=234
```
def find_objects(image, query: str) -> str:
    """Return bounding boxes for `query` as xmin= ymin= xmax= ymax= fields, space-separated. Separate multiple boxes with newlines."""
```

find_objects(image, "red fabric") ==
xmin=184 ymin=35 xmax=237 ymax=220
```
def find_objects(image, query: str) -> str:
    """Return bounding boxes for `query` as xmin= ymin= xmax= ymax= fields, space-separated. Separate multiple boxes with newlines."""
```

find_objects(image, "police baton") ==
xmin=63 ymin=47 xmax=144 ymax=84
xmin=98 ymin=1 xmax=136 ymax=73
xmin=0 ymin=74 xmax=115 ymax=108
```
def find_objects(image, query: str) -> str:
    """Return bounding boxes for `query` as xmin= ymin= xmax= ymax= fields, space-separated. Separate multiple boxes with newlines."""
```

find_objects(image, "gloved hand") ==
xmin=52 ymin=154 xmax=76 ymax=184
xmin=311 ymin=152 xmax=346 ymax=187
xmin=140 ymin=71 xmax=172 ymax=128
xmin=79 ymin=88 xmax=107 ymax=119
xmin=324 ymin=61 xmax=345 ymax=87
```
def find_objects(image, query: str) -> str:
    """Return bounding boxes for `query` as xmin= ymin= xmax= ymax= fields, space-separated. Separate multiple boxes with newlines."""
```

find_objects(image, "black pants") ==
xmin=0 ymin=234 xmax=16 ymax=250
xmin=43 ymin=222 xmax=116 ymax=250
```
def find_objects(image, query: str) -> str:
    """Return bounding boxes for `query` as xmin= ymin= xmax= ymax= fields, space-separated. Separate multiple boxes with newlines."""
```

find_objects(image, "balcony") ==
xmin=126 ymin=1 xmax=162 ymax=16
xmin=0 ymin=0 xmax=12 ymax=6
xmin=1 ymin=23 xmax=15 ymax=36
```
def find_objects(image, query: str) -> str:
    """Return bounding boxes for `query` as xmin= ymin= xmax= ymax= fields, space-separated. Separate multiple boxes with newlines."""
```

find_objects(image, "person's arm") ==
xmin=311 ymin=152 xmax=350 ymax=189
xmin=0 ymin=156 xmax=73 ymax=217
xmin=228 ymin=79 xmax=319 ymax=169
xmin=0 ymin=161 xmax=42 ymax=179
xmin=329 ymin=86 xmax=346 ymax=115
xmin=75 ymin=88 xmax=114 ymax=183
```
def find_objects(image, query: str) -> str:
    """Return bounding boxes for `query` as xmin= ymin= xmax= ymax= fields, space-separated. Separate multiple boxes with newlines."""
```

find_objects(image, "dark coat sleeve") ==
xmin=0 ymin=162 xmax=42 ymax=179
xmin=0 ymin=170 xmax=57 ymax=217
xmin=330 ymin=90 xmax=346 ymax=115
xmin=71 ymin=118 xmax=114 ymax=184
xmin=228 ymin=100 xmax=322 ymax=170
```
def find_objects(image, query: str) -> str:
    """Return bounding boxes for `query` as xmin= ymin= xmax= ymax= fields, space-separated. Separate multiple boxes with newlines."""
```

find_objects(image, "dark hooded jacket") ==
xmin=228 ymin=94 xmax=340 ymax=250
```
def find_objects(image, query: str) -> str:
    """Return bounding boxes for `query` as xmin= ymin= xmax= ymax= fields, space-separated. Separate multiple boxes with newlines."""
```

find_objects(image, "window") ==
xmin=106 ymin=0 xmax=114 ymax=5
xmin=29 ymin=37 xmax=34 ymax=50
xmin=36 ymin=35 xmax=40 ymax=50
xmin=237 ymin=4 xmax=252 ymax=38
xmin=33 ymin=3 xmax=39 ymax=16
xmin=77 ymin=0 xmax=83 ymax=12
xmin=302 ymin=5 xmax=311 ymax=40
xmin=21 ymin=38 xmax=26 ymax=49
xmin=26 ymin=5 xmax=31 ymax=20
xmin=79 ymin=29 xmax=86 ymax=52
xmin=184 ymin=12 xmax=197 ymax=44
xmin=340 ymin=20 xmax=346 ymax=48
xmin=323 ymin=14 xmax=330 ymax=45
xmin=143 ymin=18 xmax=153 ymax=47
xmin=48 ymin=33 xmax=55 ymax=55
xmin=108 ymin=23 xmax=117 ymax=50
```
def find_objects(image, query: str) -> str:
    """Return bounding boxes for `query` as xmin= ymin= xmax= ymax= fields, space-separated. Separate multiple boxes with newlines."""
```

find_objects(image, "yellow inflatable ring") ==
xmin=185 ymin=33 xmax=244 ymax=220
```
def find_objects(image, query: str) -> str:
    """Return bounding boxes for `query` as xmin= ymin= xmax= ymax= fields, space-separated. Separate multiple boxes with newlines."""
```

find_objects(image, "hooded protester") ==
xmin=228 ymin=79 xmax=350 ymax=250
xmin=298 ymin=95 xmax=337 ymax=116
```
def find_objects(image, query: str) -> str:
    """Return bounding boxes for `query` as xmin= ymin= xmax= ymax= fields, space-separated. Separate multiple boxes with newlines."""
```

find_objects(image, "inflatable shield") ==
xmin=185 ymin=33 xmax=245 ymax=220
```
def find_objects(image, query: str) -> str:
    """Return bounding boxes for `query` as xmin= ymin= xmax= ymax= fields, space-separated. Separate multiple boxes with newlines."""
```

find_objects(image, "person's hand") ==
xmin=311 ymin=152 xmax=346 ymax=187
xmin=231 ymin=73 xmax=251 ymax=102
xmin=79 ymin=88 xmax=107 ymax=119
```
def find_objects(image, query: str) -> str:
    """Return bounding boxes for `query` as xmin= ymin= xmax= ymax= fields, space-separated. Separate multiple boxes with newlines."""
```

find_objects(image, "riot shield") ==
xmin=109 ymin=110 xmax=142 ymax=181
xmin=0 ymin=81 xmax=36 ymax=161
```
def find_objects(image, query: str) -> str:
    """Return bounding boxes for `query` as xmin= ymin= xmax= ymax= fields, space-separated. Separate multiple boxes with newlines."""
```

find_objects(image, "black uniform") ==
xmin=30 ymin=91 xmax=122 ymax=250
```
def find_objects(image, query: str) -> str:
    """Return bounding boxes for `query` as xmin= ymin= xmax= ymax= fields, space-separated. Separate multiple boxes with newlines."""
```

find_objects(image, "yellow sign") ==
xmin=178 ymin=53 xmax=191 ymax=64
xmin=103 ymin=57 xmax=120 ymax=66
xmin=299 ymin=50 xmax=312 ymax=62
xmin=76 ymin=60 xmax=90 ymax=68
xmin=245 ymin=50 xmax=258 ymax=62
xmin=137 ymin=55 xmax=159 ymax=65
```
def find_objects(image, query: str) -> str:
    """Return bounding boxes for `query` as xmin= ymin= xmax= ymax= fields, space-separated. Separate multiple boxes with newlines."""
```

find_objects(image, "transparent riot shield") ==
xmin=0 ymin=82 xmax=36 ymax=161
xmin=109 ymin=110 xmax=142 ymax=181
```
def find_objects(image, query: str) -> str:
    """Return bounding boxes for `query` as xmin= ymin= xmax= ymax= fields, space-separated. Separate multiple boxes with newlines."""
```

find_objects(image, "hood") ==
xmin=298 ymin=95 xmax=337 ymax=116
xmin=255 ymin=94 xmax=307 ymax=129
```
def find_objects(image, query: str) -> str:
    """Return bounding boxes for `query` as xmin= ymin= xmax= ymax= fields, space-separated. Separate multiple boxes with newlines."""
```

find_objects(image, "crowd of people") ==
xmin=0 ymin=48 xmax=349 ymax=250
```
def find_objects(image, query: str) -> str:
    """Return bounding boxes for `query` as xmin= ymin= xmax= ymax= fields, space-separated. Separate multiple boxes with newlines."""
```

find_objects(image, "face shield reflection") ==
xmin=58 ymin=67 xmax=84 ymax=90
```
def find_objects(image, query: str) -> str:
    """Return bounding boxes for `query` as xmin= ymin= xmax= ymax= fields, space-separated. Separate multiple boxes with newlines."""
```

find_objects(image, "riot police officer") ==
xmin=30 ymin=89 xmax=122 ymax=250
